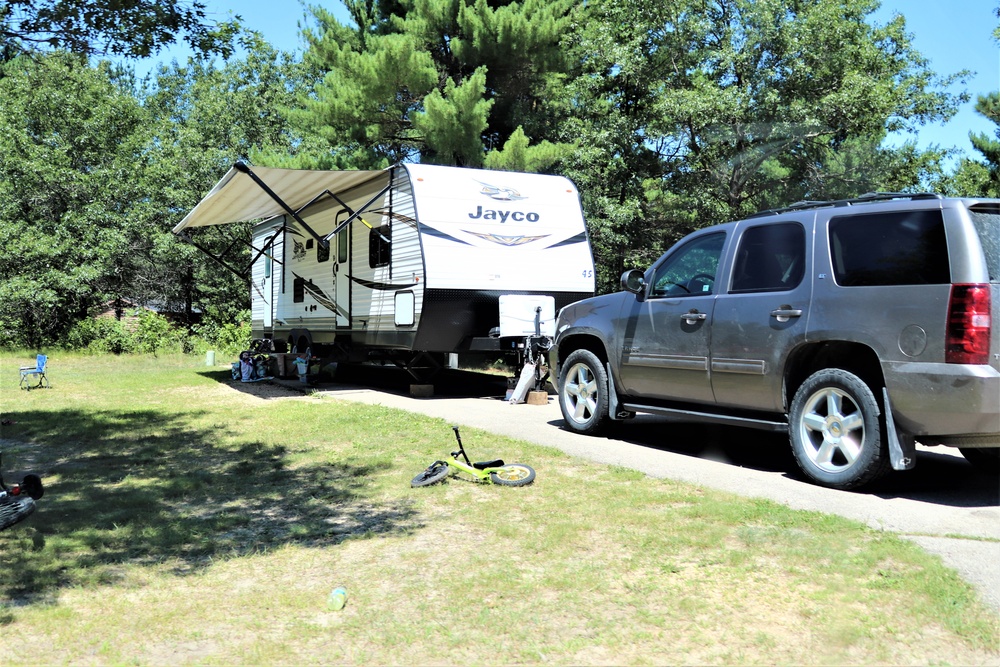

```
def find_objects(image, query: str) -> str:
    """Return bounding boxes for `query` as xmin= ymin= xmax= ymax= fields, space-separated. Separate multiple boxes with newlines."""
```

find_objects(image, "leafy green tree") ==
xmin=0 ymin=0 xmax=240 ymax=58
xmin=939 ymin=93 xmax=1000 ymax=197
xmin=0 ymin=53 xmax=151 ymax=348
xmin=292 ymin=0 xmax=579 ymax=168
xmin=0 ymin=37 xmax=304 ymax=349
xmin=936 ymin=5 xmax=1000 ymax=198
xmin=138 ymin=35 xmax=305 ymax=328
xmin=970 ymin=92 xmax=1000 ymax=175
xmin=560 ymin=0 xmax=965 ymax=292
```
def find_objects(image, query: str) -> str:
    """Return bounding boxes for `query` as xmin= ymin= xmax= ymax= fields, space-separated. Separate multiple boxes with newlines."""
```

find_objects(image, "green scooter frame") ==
xmin=411 ymin=426 xmax=535 ymax=487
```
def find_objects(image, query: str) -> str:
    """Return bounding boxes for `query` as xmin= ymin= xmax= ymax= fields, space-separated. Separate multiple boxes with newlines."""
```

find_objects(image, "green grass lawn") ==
xmin=1 ymin=353 xmax=997 ymax=665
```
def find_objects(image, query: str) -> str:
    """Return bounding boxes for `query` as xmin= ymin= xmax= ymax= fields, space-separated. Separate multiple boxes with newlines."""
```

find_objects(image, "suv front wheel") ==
xmin=789 ymin=369 xmax=890 ymax=490
xmin=558 ymin=349 xmax=610 ymax=435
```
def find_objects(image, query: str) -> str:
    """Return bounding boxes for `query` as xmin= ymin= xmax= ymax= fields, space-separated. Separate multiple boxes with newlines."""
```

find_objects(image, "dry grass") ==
xmin=0 ymin=353 xmax=997 ymax=665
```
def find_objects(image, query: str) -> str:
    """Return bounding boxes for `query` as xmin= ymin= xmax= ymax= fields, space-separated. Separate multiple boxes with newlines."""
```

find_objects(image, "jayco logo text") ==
xmin=468 ymin=206 xmax=540 ymax=223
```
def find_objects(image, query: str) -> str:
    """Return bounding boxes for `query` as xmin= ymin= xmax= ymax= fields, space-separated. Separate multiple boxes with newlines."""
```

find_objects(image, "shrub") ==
xmin=192 ymin=309 xmax=252 ymax=355
xmin=66 ymin=317 xmax=133 ymax=354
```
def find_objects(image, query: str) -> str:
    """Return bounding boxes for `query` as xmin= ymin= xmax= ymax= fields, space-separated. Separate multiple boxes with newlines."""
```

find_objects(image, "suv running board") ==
xmin=618 ymin=402 xmax=789 ymax=433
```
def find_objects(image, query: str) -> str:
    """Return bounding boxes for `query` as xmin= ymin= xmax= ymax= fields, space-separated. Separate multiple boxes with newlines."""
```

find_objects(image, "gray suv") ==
xmin=550 ymin=194 xmax=999 ymax=489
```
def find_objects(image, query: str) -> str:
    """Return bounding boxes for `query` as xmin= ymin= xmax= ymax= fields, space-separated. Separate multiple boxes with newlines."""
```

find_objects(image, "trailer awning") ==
xmin=172 ymin=164 xmax=386 ymax=234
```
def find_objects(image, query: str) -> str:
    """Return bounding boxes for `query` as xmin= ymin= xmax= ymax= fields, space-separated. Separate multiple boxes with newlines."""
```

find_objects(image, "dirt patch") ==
xmin=169 ymin=378 xmax=323 ymax=404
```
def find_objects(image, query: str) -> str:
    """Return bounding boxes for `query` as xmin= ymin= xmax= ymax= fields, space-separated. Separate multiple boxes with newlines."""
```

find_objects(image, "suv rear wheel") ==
xmin=558 ymin=349 xmax=610 ymax=435
xmin=789 ymin=369 xmax=890 ymax=490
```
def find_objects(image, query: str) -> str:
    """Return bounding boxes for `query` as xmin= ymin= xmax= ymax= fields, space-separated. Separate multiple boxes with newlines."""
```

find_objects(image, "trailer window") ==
xmin=369 ymin=225 xmax=391 ymax=268
xmin=293 ymin=276 xmax=304 ymax=303
xmin=337 ymin=230 xmax=349 ymax=263
xmin=317 ymin=240 xmax=329 ymax=263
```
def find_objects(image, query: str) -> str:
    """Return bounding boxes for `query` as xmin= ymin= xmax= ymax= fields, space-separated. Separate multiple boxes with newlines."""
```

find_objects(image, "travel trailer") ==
xmin=173 ymin=162 xmax=595 ymax=377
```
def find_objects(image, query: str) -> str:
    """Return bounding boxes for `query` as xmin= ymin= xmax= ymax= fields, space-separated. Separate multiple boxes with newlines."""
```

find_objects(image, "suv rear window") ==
xmin=969 ymin=204 xmax=1000 ymax=282
xmin=829 ymin=210 xmax=950 ymax=286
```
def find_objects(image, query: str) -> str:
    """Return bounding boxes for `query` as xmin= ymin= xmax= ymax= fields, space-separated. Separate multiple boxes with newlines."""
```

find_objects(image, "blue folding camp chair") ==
xmin=19 ymin=355 xmax=50 ymax=390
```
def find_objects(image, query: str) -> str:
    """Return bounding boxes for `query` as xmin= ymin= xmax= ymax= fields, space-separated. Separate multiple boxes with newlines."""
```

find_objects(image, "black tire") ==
xmin=411 ymin=461 xmax=450 ymax=487
xmin=0 ymin=494 xmax=35 ymax=531
xmin=788 ymin=369 xmax=890 ymax=490
xmin=959 ymin=448 xmax=1000 ymax=475
xmin=490 ymin=464 xmax=536 ymax=487
xmin=558 ymin=349 xmax=610 ymax=435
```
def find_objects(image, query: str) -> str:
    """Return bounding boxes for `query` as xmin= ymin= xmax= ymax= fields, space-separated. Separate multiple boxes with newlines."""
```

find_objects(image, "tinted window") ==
xmin=293 ymin=276 xmax=304 ymax=303
xmin=650 ymin=232 xmax=725 ymax=297
xmin=336 ymin=210 xmax=350 ymax=263
xmin=338 ymin=230 xmax=349 ymax=263
xmin=731 ymin=222 xmax=805 ymax=292
xmin=369 ymin=225 xmax=391 ymax=268
xmin=969 ymin=205 xmax=1000 ymax=282
xmin=830 ymin=210 xmax=949 ymax=286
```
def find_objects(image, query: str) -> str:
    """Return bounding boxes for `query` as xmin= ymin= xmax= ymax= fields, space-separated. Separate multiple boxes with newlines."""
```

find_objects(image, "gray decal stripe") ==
xmin=292 ymin=272 xmax=349 ymax=319
xmin=350 ymin=276 xmax=419 ymax=291
xmin=463 ymin=230 xmax=550 ymax=246
xmin=418 ymin=224 xmax=474 ymax=245
xmin=369 ymin=208 xmax=418 ymax=228
xmin=545 ymin=232 xmax=588 ymax=249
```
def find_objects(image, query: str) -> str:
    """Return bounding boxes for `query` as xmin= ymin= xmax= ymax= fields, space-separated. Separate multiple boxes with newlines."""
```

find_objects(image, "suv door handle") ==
xmin=681 ymin=310 xmax=707 ymax=323
xmin=770 ymin=306 xmax=803 ymax=323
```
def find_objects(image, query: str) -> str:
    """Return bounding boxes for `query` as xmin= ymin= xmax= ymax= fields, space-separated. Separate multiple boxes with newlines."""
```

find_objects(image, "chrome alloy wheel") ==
xmin=796 ymin=386 xmax=866 ymax=474
xmin=563 ymin=361 xmax=599 ymax=425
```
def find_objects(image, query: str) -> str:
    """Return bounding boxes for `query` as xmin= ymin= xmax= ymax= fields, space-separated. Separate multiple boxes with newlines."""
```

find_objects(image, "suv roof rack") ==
xmin=747 ymin=192 xmax=943 ymax=219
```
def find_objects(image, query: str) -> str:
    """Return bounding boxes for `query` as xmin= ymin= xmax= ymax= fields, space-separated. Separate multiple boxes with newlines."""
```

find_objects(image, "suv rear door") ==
xmin=710 ymin=218 xmax=812 ymax=412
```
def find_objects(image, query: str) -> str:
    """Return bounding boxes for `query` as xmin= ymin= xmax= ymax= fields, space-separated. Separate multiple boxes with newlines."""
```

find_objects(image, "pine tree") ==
xmin=291 ymin=0 xmax=579 ymax=169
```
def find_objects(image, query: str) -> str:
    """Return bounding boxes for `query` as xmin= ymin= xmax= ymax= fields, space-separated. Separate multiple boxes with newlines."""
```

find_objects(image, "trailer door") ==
xmin=333 ymin=209 xmax=351 ymax=327
xmin=259 ymin=224 xmax=282 ymax=333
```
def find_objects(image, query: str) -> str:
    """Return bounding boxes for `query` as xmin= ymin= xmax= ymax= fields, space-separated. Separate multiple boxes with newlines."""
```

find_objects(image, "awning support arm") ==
xmin=244 ymin=228 xmax=283 ymax=276
xmin=234 ymin=161 xmax=329 ymax=249
xmin=176 ymin=226 xmax=283 ymax=280
xmin=320 ymin=183 xmax=392 ymax=243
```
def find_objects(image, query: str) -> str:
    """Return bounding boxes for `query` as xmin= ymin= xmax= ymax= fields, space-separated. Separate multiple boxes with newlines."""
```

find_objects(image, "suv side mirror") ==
xmin=621 ymin=269 xmax=646 ymax=295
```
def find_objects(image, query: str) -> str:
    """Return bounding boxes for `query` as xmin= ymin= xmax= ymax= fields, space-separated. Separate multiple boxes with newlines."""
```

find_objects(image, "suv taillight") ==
xmin=946 ymin=284 xmax=991 ymax=364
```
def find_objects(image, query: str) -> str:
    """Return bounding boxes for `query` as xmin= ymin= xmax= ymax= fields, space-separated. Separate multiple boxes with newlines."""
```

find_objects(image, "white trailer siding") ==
xmin=176 ymin=162 xmax=595 ymax=356
xmin=250 ymin=219 xmax=284 ymax=335
xmin=404 ymin=164 xmax=593 ymax=294
xmin=365 ymin=172 xmax=424 ymax=348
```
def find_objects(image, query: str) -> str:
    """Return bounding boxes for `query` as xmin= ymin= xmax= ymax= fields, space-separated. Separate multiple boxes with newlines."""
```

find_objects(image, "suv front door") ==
xmin=618 ymin=231 xmax=727 ymax=403
xmin=710 ymin=220 xmax=811 ymax=412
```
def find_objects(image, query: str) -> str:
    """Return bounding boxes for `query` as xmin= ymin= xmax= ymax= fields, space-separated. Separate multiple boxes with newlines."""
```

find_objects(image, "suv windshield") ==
xmin=969 ymin=204 xmax=1000 ymax=282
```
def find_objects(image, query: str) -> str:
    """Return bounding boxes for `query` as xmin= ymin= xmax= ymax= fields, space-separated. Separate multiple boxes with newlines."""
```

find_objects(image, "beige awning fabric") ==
xmin=172 ymin=164 xmax=387 ymax=233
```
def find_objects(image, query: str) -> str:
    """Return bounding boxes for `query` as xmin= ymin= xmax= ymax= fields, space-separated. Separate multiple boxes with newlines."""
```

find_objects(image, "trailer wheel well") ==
xmin=288 ymin=330 xmax=313 ymax=355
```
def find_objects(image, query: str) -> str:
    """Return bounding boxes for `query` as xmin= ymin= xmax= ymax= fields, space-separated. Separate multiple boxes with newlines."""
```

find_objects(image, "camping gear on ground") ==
xmin=233 ymin=350 xmax=273 ymax=383
xmin=19 ymin=355 xmax=50 ymax=390
xmin=0 ymin=451 xmax=43 ymax=531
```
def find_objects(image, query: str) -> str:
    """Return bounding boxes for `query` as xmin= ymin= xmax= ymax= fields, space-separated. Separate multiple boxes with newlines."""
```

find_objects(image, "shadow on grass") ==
xmin=219 ymin=363 xmax=511 ymax=399
xmin=0 ymin=407 xmax=421 ymax=602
